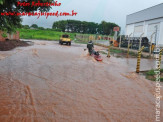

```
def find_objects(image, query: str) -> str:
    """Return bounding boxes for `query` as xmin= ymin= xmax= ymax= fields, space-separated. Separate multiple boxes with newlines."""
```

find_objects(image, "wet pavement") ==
xmin=0 ymin=40 xmax=162 ymax=122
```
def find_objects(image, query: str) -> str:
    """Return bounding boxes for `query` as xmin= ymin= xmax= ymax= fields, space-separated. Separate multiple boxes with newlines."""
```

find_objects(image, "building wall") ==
xmin=0 ymin=31 xmax=19 ymax=41
xmin=126 ymin=17 xmax=163 ymax=47
xmin=159 ymin=22 xmax=163 ymax=46
xmin=126 ymin=3 xmax=163 ymax=25
xmin=126 ymin=24 xmax=134 ymax=37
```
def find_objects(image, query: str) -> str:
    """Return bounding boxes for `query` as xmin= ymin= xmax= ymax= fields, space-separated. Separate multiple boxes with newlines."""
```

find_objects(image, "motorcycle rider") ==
xmin=87 ymin=40 xmax=94 ymax=55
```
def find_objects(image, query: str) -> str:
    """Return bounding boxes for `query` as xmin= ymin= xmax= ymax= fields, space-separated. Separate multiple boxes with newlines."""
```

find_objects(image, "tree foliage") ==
xmin=22 ymin=25 xmax=30 ymax=29
xmin=38 ymin=27 xmax=45 ymax=30
xmin=31 ymin=24 xmax=38 ymax=29
xmin=52 ymin=20 xmax=120 ymax=35
xmin=0 ymin=0 xmax=54 ymax=33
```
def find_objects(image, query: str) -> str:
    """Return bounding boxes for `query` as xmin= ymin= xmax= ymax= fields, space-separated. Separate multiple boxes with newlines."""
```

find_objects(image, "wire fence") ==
xmin=75 ymin=34 xmax=162 ymax=55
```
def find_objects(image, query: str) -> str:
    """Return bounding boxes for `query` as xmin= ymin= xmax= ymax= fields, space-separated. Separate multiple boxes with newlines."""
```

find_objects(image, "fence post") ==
xmin=149 ymin=32 xmax=156 ymax=57
xmin=113 ymin=37 xmax=115 ymax=47
xmin=159 ymin=49 xmax=163 ymax=70
xmin=127 ymin=44 xmax=132 ymax=58
xmin=119 ymin=35 xmax=122 ymax=48
xmin=136 ymin=46 xmax=145 ymax=73
xmin=107 ymin=44 xmax=112 ymax=58
xmin=127 ymin=33 xmax=132 ymax=58
xmin=139 ymin=33 xmax=144 ymax=50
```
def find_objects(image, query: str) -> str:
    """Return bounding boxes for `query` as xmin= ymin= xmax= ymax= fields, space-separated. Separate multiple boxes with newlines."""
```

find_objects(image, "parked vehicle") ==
xmin=59 ymin=34 xmax=71 ymax=45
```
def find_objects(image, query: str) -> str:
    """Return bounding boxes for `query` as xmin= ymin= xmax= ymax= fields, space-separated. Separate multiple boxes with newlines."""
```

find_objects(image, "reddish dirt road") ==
xmin=0 ymin=41 xmax=162 ymax=122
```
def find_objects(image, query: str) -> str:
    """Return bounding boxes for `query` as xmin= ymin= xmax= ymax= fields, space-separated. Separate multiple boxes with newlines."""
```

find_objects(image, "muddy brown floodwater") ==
xmin=0 ymin=40 xmax=162 ymax=122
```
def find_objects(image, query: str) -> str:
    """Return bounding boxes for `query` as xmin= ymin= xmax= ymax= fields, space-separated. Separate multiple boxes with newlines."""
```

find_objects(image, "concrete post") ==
xmin=139 ymin=33 xmax=144 ymax=50
xmin=119 ymin=35 xmax=122 ymax=48
xmin=127 ymin=33 xmax=132 ymax=58
xmin=149 ymin=32 xmax=156 ymax=57
xmin=107 ymin=44 xmax=113 ymax=58
xmin=113 ymin=37 xmax=115 ymax=46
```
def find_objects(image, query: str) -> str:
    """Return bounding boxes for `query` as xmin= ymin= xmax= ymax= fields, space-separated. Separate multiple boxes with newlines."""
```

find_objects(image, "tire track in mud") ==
xmin=24 ymin=65 xmax=105 ymax=116
xmin=23 ymin=71 xmax=79 ymax=120
xmin=0 ymin=75 xmax=38 ymax=121
xmin=25 ymin=85 xmax=37 ymax=115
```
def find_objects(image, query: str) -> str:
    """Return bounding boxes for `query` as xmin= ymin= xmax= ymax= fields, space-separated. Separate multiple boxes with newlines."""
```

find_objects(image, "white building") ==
xmin=126 ymin=3 xmax=163 ymax=47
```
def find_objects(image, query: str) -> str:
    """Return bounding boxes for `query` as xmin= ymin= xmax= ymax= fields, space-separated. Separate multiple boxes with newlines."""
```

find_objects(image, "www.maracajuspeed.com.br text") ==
xmin=0 ymin=10 xmax=77 ymax=19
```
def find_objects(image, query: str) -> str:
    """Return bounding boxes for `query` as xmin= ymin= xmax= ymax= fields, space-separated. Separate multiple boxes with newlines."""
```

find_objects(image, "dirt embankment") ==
xmin=0 ymin=40 xmax=30 ymax=51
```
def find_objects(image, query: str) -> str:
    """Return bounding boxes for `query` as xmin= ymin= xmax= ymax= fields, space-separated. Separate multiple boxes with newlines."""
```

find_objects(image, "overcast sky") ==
xmin=22 ymin=0 xmax=163 ymax=33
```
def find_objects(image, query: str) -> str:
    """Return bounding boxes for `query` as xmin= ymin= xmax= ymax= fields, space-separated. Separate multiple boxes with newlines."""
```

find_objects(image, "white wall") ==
xmin=125 ymin=24 xmax=134 ymax=37
xmin=134 ymin=25 xmax=144 ymax=37
xmin=126 ymin=17 xmax=163 ymax=47
xmin=159 ymin=22 xmax=163 ymax=47
xmin=146 ymin=23 xmax=160 ymax=44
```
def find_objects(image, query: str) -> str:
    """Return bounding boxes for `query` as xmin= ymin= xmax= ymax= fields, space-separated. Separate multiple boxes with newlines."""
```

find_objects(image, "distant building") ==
xmin=126 ymin=3 xmax=163 ymax=47
xmin=0 ymin=31 xmax=19 ymax=41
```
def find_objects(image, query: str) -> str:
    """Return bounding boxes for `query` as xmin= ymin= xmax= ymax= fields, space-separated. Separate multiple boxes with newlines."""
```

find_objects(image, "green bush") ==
xmin=1 ymin=33 xmax=7 ymax=38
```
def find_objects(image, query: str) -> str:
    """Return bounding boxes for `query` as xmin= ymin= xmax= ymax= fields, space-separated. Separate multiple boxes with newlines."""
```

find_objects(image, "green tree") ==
xmin=98 ymin=21 xmax=120 ymax=35
xmin=52 ymin=20 xmax=67 ymax=32
xmin=31 ymin=24 xmax=38 ymax=29
xmin=52 ymin=20 xmax=120 ymax=35
xmin=38 ymin=27 xmax=45 ymax=30
xmin=0 ymin=0 xmax=54 ymax=33
xmin=23 ymin=25 xmax=30 ymax=29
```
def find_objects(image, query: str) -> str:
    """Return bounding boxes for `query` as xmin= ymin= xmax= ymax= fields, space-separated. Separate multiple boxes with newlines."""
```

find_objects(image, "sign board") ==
xmin=113 ymin=27 xmax=120 ymax=32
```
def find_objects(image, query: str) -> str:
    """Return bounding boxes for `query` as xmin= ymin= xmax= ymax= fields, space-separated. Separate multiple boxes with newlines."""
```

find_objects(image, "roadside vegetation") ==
xmin=143 ymin=69 xmax=163 ymax=82
xmin=18 ymin=28 xmax=76 ymax=41
xmin=99 ymin=48 xmax=150 ymax=58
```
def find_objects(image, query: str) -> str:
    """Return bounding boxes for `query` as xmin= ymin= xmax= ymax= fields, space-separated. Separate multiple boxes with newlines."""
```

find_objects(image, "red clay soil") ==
xmin=0 ymin=40 xmax=29 ymax=51
xmin=0 ymin=41 xmax=161 ymax=122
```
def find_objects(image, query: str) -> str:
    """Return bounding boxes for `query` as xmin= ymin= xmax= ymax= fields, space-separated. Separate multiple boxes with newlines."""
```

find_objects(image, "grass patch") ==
xmin=146 ymin=69 xmax=155 ymax=76
xmin=143 ymin=69 xmax=163 ymax=82
xmin=74 ymin=40 xmax=88 ymax=44
xmin=17 ymin=29 xmax=76 ymax=41
xmin=110 ymin=48 xmax=150 ymax=59
xmin=110 ymin=48 xmax=123 ymax=53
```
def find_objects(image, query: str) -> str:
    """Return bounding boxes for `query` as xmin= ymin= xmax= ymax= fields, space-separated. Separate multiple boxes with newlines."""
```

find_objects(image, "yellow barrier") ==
xmin=136 ymin=46 xmax=145 ymax=73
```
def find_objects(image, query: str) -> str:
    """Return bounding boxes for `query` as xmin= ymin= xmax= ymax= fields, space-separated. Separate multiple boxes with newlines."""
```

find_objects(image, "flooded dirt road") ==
xmin=0 ymin=40 xmax=162 ymax=122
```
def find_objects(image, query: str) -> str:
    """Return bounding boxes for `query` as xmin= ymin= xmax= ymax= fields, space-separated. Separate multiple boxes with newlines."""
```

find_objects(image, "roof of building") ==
xmin=126 ymin=3 xmax=163 ymax=25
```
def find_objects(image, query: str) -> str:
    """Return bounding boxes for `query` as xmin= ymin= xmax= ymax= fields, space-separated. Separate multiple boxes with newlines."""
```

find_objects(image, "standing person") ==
xmin=87 ymin=41 xmax=94 ymax=55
